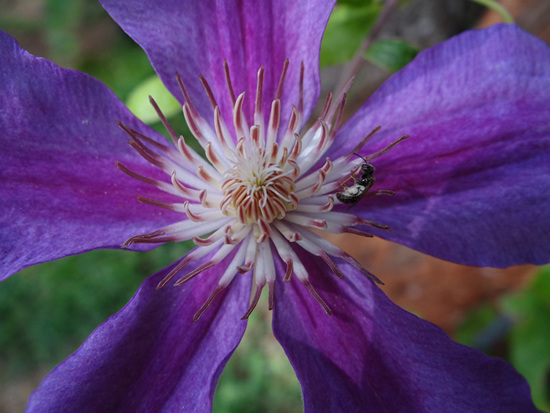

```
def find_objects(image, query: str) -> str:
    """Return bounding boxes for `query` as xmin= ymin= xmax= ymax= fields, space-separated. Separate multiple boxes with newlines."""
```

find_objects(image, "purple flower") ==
xmin=1 ymin=0 xmax=549 ymax=411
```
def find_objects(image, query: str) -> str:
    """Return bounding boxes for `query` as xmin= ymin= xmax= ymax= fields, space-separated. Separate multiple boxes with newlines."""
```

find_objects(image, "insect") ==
xmin=336 ymin=153 xmax=375 ymax=205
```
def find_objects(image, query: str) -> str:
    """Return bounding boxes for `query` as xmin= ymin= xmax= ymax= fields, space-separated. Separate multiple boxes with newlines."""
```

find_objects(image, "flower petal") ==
xmin=333 ymin=24 xmax=550 ymax=266
xmin=0 ymin=32 xmax=180 ymax=280
xmin=26 ymin=254 xmax=250 ymax=413
xmin=273 ymin=253 xmax=539 ymax=413
xmin=100 ymin=0 xmax=335 ymax=131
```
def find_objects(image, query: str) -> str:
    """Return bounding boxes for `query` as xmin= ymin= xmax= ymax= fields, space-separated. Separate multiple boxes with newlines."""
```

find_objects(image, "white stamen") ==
xmin=119 ymin=60 xmax=403 ymax=320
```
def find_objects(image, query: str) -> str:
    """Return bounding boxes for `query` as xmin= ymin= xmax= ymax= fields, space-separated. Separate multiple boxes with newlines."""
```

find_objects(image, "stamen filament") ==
xmin=117 ymin=60 xmax=402 ymax=322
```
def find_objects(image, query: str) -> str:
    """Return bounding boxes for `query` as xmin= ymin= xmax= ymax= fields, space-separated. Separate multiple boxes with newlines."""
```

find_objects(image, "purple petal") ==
xmin=100 ymin=0 xmax=335 ymax=133
xmin=26 ymin=254 xmax=250 ymax=413
xmin=273 ymin=253 xmax=539 ymax=412
xmin=0 ymin=32 xmax=179 ymax=279
xmin=332 ymin=24 xmax=550 ymax=267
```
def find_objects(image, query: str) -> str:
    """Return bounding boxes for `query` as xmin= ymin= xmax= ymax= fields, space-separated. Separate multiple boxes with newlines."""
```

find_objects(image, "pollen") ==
xmin=116 ymin=59 xmax=406 ymax=321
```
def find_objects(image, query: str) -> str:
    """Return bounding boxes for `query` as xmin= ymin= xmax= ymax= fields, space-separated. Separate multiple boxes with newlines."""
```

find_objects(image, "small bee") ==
xmin=336 ymin=154 xmax=375 ymax=205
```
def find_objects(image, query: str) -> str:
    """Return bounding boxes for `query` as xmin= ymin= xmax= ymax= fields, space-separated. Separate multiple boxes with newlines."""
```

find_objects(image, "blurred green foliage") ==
xmin=320 ymin=1 xmax=419 ymax=72
xmin=502 ymin=267 xmax=550 ymax=411
xmin=365 ymin=38 xmax=419 ymax=72
xmin=456 ymin=265 xmax=550 ymax=412
xmin=0 ymin=248 xmax=166 ymax=380
xmin=126 ymin=75 xmax=181 ymax=124
xmin=454 ymin=302 xmax=501 ymax=352
xmin=320 ymin=1 xmax=380 ymax=66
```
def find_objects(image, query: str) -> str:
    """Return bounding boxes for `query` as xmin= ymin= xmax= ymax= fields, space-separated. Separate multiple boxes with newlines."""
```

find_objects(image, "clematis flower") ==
xmin=1 ymin=0 xmax=549 ymax=411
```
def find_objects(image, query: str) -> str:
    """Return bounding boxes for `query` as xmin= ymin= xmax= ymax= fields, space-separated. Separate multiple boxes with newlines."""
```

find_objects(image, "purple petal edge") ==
xmin=26 ymin=253 xmax=250 ymax=413
xmin=332 ymin=24 xmax=550 ymax=267
xmin=100 ymin=0 xmax=335 ymax=136
xmin=0 ymin=31 xmax=180 ymax=280
xmin=273 ymin=252 xmax=540 ymax=412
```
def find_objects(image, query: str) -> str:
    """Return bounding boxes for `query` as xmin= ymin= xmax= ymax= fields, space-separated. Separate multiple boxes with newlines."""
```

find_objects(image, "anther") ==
xmin=298 ymin=61 xmax=304 ymax=116
xmin=137 ymin=196 xmax=177 ymax=211
xmin=255 ymin=66 xmax=265 ymax=121
xmin=320 ymin=252 xmax=344 ymax=279
xmin=157 ymin=256 xmax=194 ymax=289
xmin=349 ymin=126 xmax=382 ymax=157
xmin=275 ymin=58 xmax=289 ymax=100
xmin=233 ymin=93 xmax=247 ymax=139
xmin=115 ymin=162 xmax=158 ymax=186
xmin=364 ymin=134 xmax=408 ymax=162
xmin=268 ymin=282 xmax=274 ymax=310
xmin=223 ymin=60 xmax=236 ymax=104
xmin=176 ymin=72 xmax=199 ymax=118
xmin=149 ymin=96 xmax=178 ymax=143
xmin=193 ymin=286 xmax=224 ymax=322
xmin=303 ymin=280 xmax=332 ymax=315
xmin=175 ymin=261 xmax=215 ymax=286
xmin=199 ymin=74 xmax=218 ymax=109
xmin=283 ymin=259 xmax=294 ymax=281
xmin=241 ymin=284 xmax=264 ymax=320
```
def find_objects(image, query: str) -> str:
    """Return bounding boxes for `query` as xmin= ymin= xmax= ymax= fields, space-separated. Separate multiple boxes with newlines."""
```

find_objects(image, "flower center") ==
xmin=116 ymin=59 xmax=407 ymax=321
xmin=221 ymin=148 xmax=297 ymax=224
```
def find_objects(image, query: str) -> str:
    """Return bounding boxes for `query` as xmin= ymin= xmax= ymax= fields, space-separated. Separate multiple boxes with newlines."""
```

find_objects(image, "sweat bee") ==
xmin=336 ymin=153 xmax=375 ymax=205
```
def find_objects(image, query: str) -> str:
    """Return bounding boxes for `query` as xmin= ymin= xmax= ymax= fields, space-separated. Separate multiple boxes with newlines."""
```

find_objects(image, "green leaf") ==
xmin=320 ymin=3 xmax=381 ymax=67
xmin=364 ymin=38 xmax=419 ymax=72
xmin=454 ymin=303 xmax=500 ymax=350
xmin=501 ymin=266 xmax=550 ymax=411
xmin=126 ymin=75 xmax=181 ymax=124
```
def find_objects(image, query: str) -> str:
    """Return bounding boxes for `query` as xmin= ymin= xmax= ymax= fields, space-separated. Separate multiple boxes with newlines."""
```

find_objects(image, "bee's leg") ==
xmin=338 ymin=174 xmax=356 ymax=189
